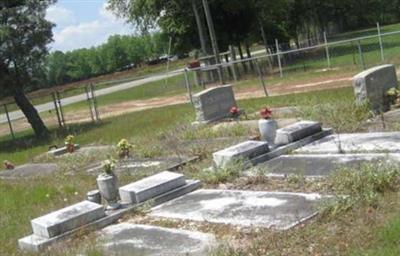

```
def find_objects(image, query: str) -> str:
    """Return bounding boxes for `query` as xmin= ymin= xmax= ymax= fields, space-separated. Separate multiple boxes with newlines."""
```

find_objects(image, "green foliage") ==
xmin=101 ymin=157 xmax=117 ymax=175
xmin=46 ymin=32 xmax=171 ymax=86
xmin=321 ymin=162 xmax=400 ymax=216
xmin=198 ymin=159 xmax=246 ymax=184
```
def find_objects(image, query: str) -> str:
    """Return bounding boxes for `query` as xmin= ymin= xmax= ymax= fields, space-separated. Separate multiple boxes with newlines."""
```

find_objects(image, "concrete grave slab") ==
xmin=119 ymin=171 xmax=186 ymax=204
xmin=0 ymin=163 xmax=58 ymax=179
xmin=98 ymin=223 xmax=216 ymax=256
xmin=252 ymin=153 xmax=400 ymax=177
xmin=275 ymin=121 xmax=322 ymax=145
xmin=295 ymin=132 xmax=400 ymax=154
xmin=213 ymin=140 xmax=269 ymax=168
xmin=353 ymin=64 xmax=398 ymax=112
xmin=151 ymin=189 xmax=324 ymax=230
xmin=193 ymin=85 xmax=236 ymax=123
xmin=31 ymin=201 xmax=105 ymax=238
xmin=19 ymin=180 xmax=201 ymax=252
xmin=47 ymin=144 xmax=80 ymax=157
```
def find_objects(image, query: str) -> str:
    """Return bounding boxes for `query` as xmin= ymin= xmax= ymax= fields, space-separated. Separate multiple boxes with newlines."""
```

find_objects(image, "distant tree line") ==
xmin=46 ymin=32 xmax=171 ymax=86
xmin=108 ymin=0 xmax=400 ymax=56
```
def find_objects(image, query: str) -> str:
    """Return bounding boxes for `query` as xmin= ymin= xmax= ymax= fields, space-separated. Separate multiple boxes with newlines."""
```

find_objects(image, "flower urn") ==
xmin=258 ymin=119 xmax=278 ymax=146
xmin=96 ymin=174 xmax=120 ymax=210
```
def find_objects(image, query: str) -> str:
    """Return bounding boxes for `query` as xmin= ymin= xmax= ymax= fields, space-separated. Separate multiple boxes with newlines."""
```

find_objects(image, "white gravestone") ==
xmin=192 ymin=85 xmax=237 ymax=123
xmin=213 ymin=140 xmax=269 ymax=168
xmin=353 ymin=64 xmax=398 ymax=112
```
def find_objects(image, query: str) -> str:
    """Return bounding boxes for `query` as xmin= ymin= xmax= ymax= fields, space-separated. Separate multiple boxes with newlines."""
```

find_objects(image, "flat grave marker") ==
xmin=151 ymin=189 xmax=325 ymax=230
xmin=99 ymin=223 xmax=216 ymax=256
xmin=252 ymin=153 xmax=400 ymax=177
xmin=295 ymin=132 xmax=400 ymax=154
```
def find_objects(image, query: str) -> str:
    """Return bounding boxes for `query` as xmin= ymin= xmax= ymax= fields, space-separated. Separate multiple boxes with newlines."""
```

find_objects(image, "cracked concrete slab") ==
xmin=151 ymin=189 xmax=325 ymax=230
xmin=98 ymin=223 xmax=216 ymax=256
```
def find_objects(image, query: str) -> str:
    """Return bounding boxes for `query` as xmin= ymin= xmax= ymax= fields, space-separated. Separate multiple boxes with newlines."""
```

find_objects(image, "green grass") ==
xmin=351 ymin=216 xmax=400 ymax=255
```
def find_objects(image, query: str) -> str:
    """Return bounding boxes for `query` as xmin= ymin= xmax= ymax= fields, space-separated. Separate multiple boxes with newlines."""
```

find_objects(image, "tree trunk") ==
xmin=13 ymin=88 xmax=49 ymax=139
xmin=245 ymin=41 xmax=255 ymax=72
xmin=237 ymin=43 xmax=248 ymax=73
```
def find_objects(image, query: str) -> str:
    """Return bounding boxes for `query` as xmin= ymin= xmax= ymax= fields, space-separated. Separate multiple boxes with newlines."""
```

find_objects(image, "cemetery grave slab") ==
xmin=19 ymin=180 xmax=202 ymax=252
xmin=275 ymin=121 xmax=322 ymax=145
xmin=251 ymin=153 xmax=400 ymax=177
xmin=119 ymin=171 xmax=186 ymax=204
xmin=151 ymin=189 xmax=325 ymax=230
xmin=98 ymin=223 xmax=216 ymax=256
xmin=86 ymin=156 xmax=197 ymax=176
xmin=30 ymin=201 xmax=105 ymax=238
xmin=295 ymin=132 xmax=400 ymax=154
xmin=0 ymin=163 xmax=58 ymax=179
xmin=213 ymin=140 xmax=269 ymax=168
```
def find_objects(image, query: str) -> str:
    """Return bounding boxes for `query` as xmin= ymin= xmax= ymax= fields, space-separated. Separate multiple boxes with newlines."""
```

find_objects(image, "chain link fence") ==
xmin=1 ymin=23 xmax=400 ymax=142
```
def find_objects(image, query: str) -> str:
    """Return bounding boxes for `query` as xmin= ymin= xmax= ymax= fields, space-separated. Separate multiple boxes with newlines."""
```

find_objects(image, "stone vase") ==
xmin=96 ymin=174 xmax=120 ymax=210
xmin=66 ymin=144 xmax=75 ymax=153
xmin=258 ymin=119 xmax=277 ymax=147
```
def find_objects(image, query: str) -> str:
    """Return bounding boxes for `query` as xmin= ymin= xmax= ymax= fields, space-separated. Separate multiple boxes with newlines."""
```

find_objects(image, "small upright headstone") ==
xmin=119 ymin=171 xmax=186 ymax=204
xmin=275 ymin=121 xmax=322 ymax=145
xmin=30 ymin=201 xmax=105 ymax=238
xmin=213 ymin=140 xmax=269 ymax=168
xmin=352 ymin=64 xmax=398 ymax=112
xmin=192 ymin=85 xmax=237 ymax=123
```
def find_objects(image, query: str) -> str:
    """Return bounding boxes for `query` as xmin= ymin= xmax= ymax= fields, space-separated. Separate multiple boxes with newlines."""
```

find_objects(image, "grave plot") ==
xmin=252 ymin=153 xmax=400 ymax=177
xmin=151 ymin=189 xmax=325 ymax=230
xmin=0 ymin=163 xmax=58 ymax=179
xmin=19 ymin=171 xmax=201 ymax=252
xmin=295 ymin=132 xmax=400 ymax=154
xmin=98 ymin=223 xmax=216 ymax=256
xmin=86 ymin=156 xmax=198 ymax=176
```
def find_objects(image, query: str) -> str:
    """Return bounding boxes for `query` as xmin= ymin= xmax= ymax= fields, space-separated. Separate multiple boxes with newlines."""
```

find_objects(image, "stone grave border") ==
xmin=19 ymin=179 xmax=201 ymax=252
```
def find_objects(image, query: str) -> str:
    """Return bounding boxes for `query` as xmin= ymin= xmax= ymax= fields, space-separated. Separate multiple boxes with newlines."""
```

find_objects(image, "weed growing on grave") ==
xmin=299 ymin=100 xmax=371 ymax=133
xmin=198 ymin=159 xmax=246 ymax=184
xmin=320 ymin=162 xmax=400 ymax=216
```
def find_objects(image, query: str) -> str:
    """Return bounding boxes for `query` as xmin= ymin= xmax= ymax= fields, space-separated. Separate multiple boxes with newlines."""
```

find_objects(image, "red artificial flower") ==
xmin=230 ymin=106 xmax=239 ymax=115
xmin=260 ymin=107 xmax=272 ymax=119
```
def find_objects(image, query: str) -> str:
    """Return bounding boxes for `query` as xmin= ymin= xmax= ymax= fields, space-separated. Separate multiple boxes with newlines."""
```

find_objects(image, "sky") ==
xmin=45 ymin=0 xmax=134 ymax=52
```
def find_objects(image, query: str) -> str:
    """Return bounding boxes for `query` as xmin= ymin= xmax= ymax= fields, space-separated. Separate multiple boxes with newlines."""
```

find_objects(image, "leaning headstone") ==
xmin=99 ymin=223 xmax=216 ymax=256
xmin=119 ymin=171 xmax=186 ymax=204
xmin=213 ymin=140 xmax=269 ymax=168
xmin=30 ymin=201 xmax=105 ymax=238
xmin=192 ymin=85 xmax=237 ymax=123
xmin=353 ymin=64 xmax=398 ymax=112
xmin=275 ymin=121 xmax=322 ymax=146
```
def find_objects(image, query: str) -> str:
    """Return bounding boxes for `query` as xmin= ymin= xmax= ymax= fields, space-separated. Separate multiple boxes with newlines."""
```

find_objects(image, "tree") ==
xmin=0 ymin=0 xmax=55 ymax=138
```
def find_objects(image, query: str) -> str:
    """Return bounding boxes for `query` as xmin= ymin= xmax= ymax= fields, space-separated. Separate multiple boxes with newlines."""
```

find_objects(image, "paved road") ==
xmin=0 ymin=70 xmax=183 ymax=124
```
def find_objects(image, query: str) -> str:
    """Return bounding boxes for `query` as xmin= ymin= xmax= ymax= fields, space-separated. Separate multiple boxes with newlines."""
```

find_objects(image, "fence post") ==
xmin=255 ymin=59 xmax=268 ymax=97
xmin=357 ymin=40 xmax=366 ymax=70
xmin=323 ymin=31 xmax=331 ymax=69
xmin=275 ymin=39 xmax=283 ymax=78
xmin=229 ymin=45 xmax=240 ymax=79
xmin=377 ymin=22 xmax=385 ymax=62
xmin=3 ymin=104 xmax=15 ymax=140
xmin=184 ymin=68 xmax=193 ymax=105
